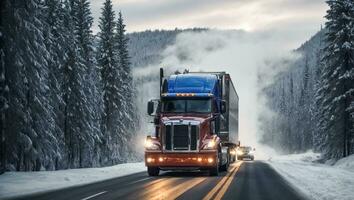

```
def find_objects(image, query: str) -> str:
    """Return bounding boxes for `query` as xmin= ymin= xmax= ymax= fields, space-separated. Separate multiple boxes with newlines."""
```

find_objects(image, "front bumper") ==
xmin=145 ymin=151 xmax=217 ymax=168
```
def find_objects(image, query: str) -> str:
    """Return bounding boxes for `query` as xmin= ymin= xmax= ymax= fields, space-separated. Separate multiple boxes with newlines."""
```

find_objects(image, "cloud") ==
xmin=90 ymin=0 xmax=327 ymax=36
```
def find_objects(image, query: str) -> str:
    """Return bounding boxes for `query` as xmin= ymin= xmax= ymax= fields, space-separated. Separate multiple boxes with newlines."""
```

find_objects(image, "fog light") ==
xmin=147 ymin=157 xmax=153 ymax=163
xmin=197 ymin=157 xmax=202 ymax=162
xmin=208 ymin=158 xmax=214 ymax=163
xmin=158 ymin=157 xmax=163 ymax=162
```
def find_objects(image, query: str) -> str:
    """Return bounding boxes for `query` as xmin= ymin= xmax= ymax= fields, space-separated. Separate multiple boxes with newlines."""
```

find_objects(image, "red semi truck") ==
xmin=145 ymin=69 xmax=239 ymax=176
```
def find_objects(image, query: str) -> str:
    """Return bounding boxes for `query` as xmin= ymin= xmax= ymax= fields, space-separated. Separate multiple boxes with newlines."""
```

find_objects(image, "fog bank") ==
xmin=133 ymin=29 xmax=302 ymax=159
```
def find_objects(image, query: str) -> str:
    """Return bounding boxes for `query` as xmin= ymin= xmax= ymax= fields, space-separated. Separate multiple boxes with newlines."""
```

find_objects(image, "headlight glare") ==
xmin=237 ymin=150 xmax=243 ymax=155
xmin=203 ymin=140 xmax=216 ymax=150
xmin=145 ymin=138 xmax=160 ymax=150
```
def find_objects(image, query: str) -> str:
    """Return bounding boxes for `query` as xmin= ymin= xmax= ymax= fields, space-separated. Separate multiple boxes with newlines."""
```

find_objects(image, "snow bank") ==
xmin=0 ymin=162 xmax=145 ymax=199
xmin=268 ymin=152 xmax=354 ymax=200
xmin=334 ymin=154 xmax=354 ymax=171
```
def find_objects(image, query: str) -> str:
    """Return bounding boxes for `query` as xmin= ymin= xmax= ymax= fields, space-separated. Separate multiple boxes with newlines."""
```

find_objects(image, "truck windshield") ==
xmin=162 ymin=99 xmax=212 ymax=113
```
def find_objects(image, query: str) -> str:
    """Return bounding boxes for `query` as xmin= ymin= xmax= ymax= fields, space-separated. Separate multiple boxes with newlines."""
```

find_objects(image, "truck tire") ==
xmin=209 ymin=165 xmax=219 ymax=176
xmin=209 ymin=152 xmax=220 ymax=176
xmin=220 ymin=150 xmax=230 ymax=171
xmin=147 ymin=167 xmax=160 ymax=176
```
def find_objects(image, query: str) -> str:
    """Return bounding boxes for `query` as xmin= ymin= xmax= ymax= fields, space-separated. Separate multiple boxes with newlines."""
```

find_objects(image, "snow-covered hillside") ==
xmin=259 ymin=0 xmax=354 ymax=160
xmin=259 ymin=30 xmax=326 ymax=155
xmin=128 ymin=28 xmax=207 ymax=68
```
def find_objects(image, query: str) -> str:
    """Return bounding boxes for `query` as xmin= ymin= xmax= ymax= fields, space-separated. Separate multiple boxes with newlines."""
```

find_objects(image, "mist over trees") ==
xmin=259 ymin=0 xmax=354 ymax=160
xmin=0 ymin=0 xmax=137 ymax=172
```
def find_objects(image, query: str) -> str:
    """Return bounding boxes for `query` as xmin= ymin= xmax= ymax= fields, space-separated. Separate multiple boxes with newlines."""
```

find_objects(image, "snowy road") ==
xmin=8 ymin=161 xmax=307 ymax=200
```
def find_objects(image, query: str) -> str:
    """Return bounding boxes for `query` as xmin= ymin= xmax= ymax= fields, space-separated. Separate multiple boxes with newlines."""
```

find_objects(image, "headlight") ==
xmin=230 ymin=150 xmax=236 ymax=155
xmin=237 ymin=150 xmax=243 ymax=155
xmin=145 ymin=138 xmax=160 ymax=150
xmin=203 ymin=140 xmax=216 ymax=150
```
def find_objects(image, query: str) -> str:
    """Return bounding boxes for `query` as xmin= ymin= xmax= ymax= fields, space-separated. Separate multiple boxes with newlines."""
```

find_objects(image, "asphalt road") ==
xmin=10 ymin=161 xmax=307 ymax=200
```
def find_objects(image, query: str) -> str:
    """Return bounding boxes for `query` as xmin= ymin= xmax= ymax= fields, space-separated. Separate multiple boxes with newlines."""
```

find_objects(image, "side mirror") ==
xmin=237 ymin=141 xmax=241 ymax=147
xmin=221 ymin=100 xmax=226 ymax=114
xmin=253 ymin=148 xmax=256 ymax=151
xmin=147 ymin=101 xmax=154 ymax=115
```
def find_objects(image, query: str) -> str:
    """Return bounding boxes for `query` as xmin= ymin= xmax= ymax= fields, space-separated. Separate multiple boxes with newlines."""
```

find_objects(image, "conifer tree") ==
xmin=320 ymin=0 xmax=354 ymax=158
xmin=0 ymin=1 xmax=8 ymax=172
xmin=2 ymin=0 xmax=57 ymax=170
xmin=71 ymin=0 xmax=103 ymax=167
xmin=59 ymin=0 xmax=89 ymax=168
xmin=97 ymin=0 xmax=122 ymax=164
xmin=115 ymin=11 xmax=137 ymax=161
xmin=42 ymin=0 xmax=68 ymax=169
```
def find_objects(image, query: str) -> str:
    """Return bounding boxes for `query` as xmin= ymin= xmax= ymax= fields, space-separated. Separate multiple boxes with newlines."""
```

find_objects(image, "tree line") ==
xmin=0 ymin=0 xmax=137 ymax=172
xmin=260 ymin=0 xmax=354 ymax=160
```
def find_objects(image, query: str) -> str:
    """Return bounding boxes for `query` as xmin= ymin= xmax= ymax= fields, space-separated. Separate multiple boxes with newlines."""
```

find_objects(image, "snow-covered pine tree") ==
xmin=71 ymin=0 xmax=103 ymax=167
xmin=0 ymin=4 xmax=8 ymax=172
xmin=298 ymin=56 xmax=313 ymax=150
xmin=320 ymin=0 xmax=354 ymax=158
xmin=42 ymin=0 xmax=68 ymax=170
xmin=312 ymin=32 xmax=327 ymax=153
xmin=115 ymin=11 xmax=137 ymax=161
xmin=2 ymin=0 xmax=57 ymax=171
xmin=59 ymin=0 xmax=91 ymax=168
xmin=349 ymin=0 xmax=354 ymax=156
xmin=97 ymin=0 xmax=122 ymax=165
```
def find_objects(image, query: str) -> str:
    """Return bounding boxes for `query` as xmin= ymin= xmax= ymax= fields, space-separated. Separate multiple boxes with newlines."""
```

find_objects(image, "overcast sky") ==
xmin=90 ymin=0 xmax=328 ymax=46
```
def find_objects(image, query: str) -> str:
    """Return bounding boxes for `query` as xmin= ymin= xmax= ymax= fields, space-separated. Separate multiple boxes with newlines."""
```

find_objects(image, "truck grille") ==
xmin=174 ymin=125 xmax=189 ymax=149
xmin=164 ymin=124 xmax=199 ymax=151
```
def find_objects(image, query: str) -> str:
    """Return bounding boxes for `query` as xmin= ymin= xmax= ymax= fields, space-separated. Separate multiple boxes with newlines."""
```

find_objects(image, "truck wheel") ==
xmin=209 ymin=153 xmax=220 ymax=176
xmin=220 ymin=152 xmax=230 ymax=171
xmin=147 ymin=167 xmax=160 ymax=176
xmin=209 ymin=165 xmax=219 ymax=176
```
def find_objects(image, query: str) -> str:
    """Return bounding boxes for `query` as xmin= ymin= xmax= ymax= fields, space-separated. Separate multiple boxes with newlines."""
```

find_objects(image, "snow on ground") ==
xmin=268 ymin=151 xmax=354 ymax=200
xmin=334 ymin=154 xmax=354 ymax=171
xmin=0 ymin=162 xmax=145 ymax=199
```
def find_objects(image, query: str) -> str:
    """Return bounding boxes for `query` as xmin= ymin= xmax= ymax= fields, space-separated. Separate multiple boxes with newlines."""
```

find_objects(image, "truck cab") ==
xmin=145 ymin=69 xmax=239 ymax=176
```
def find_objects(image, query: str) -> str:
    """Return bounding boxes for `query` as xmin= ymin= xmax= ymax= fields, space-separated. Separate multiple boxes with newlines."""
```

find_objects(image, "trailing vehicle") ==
xmin=145 ymin=68 xmax=240 ymax=176
xmin=236 ymin=146 xmax=255 ymax=160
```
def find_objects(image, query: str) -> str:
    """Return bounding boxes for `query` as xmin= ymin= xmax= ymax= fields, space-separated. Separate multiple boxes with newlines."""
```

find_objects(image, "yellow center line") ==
xmin=214 ymin=163 xmax=242 ymax=200
xmin=202 ymin=161 xmax=243 ymax=200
